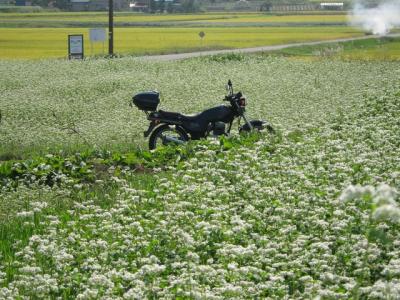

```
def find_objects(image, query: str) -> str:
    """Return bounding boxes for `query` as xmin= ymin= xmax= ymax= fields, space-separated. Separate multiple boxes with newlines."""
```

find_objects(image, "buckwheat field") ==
xmin=0 ymin=54 xmax=399 ymax=299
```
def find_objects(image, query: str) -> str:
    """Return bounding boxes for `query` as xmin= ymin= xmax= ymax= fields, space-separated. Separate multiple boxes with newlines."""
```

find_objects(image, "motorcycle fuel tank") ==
xmin=201 ymin=105 xmax=233 ymax=123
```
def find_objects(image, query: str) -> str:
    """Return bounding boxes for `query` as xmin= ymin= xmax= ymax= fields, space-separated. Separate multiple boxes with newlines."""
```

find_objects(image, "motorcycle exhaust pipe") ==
xmin=163 ymin=136 xmax=185 ymax=145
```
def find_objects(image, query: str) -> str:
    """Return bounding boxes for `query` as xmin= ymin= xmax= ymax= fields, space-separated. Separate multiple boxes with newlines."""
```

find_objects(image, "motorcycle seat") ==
xmin=158 ymin=110 xmax=200 ymax=122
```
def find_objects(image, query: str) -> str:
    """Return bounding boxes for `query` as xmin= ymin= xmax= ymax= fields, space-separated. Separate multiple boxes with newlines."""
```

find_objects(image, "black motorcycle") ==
xmin=132 ymin=80 xmax=274 ymax=150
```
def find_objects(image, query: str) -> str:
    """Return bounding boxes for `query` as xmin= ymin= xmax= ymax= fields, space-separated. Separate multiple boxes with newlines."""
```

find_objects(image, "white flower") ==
xmin=338 ymin=185 xmax=374 ymax=202
xmin=373 ymin=205 xmax=400 ymax=223
xmin=16 ymin=211 xmax=34 ymax=218
xmin=373 ymin=184 xmax=398 ymax=206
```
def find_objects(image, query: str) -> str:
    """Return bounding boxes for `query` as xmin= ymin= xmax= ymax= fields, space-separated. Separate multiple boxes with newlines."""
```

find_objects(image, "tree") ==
xmin=54 ymin=0 xmax=69 ymax=9
xmin=31 ymin=0 xmax=50 ymax=7
xmin=166 ymin=1 xmax=174 ymax=13
xmin=149 ymin=0 xmax=157 ymax=13
xmin=157 ymin=0 xmax=165 ymax=12
xmin=260 ymin=2 xmax=272 ymax=11
xmin=181 ymin=0 xmax=200 ymax=13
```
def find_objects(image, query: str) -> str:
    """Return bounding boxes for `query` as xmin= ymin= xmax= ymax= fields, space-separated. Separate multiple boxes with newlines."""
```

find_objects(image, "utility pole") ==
xmin=108 ymin=0 xmax=114 ymax=56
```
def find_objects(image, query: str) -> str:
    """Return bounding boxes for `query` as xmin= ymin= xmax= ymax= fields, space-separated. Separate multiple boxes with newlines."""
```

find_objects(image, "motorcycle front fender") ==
xmin=239 ymin=120 xmax=266 ymax=132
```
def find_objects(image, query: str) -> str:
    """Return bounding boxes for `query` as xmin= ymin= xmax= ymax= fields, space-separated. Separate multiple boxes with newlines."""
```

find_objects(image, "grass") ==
xmin=0 ymin=26 xmax=363 ymax=59
xmin=194 ymin=14 xmax=348 ymax=24
xmin=339 ymin=38 xmax=400 ymax=61
xmin=265 ymin=36 xmax=400 ymax=61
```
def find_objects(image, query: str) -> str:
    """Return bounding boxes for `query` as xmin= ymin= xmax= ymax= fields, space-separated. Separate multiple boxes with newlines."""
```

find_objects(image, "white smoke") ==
xmin=349 ymin=1 xmax=400 ymax=35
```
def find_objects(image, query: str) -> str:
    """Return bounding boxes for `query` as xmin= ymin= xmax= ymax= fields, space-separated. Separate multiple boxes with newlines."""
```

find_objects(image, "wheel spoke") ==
xmin=150 ymin=126 xmax=188 ymax=150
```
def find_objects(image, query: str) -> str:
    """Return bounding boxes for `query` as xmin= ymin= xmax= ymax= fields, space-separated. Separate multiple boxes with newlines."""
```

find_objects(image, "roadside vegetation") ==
xmin=266 ymin=36 xmax=400 ymax=60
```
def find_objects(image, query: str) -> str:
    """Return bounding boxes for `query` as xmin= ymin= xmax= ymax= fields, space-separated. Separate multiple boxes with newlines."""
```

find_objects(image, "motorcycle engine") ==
xmin=212 ymin=122 xmax=226 ymax=136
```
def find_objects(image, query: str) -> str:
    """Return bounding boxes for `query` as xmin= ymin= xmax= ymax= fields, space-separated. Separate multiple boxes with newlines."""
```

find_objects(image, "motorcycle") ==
xmin=132 ymin=80 xmax=274 ymax=150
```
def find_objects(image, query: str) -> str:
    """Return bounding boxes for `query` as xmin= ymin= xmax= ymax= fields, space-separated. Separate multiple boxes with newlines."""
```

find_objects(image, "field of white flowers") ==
xmin=0 ymin=54 xmax=399 ymax=298
xmin=1 ymin=55 xmax=399 ymax=156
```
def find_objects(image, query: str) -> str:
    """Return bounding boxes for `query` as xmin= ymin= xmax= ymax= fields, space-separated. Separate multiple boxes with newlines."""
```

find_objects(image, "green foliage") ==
xmin=180 ymin=0 xmax=200 ymax=13
xmin=0 ymin=6 xmax=46 ymax=13
xmin=0 ymin=132 xmax=273 ymax=189
xmin=266 ymin=36 xmax=400 ymax=61
xmin=207 ymin=53 xmax=246 ymax=62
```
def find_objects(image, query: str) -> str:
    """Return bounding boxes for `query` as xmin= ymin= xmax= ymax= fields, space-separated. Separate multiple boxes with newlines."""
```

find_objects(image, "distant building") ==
xmin=129 ymin=1 xmax=148 ymax=12
xmin=269 ymin=4 xmax=317 ymax=11
xmin=70 ymin=0 xmax=89 ymax=10
xmin=320 ymin=2 xmax=344 ymax=10
xmin=129 ymin=0 xmax=180 ymax=13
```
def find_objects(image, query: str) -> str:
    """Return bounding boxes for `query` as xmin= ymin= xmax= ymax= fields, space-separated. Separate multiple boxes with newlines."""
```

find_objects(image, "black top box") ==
xmin=133 ymin=91 xmax=160 ymax=111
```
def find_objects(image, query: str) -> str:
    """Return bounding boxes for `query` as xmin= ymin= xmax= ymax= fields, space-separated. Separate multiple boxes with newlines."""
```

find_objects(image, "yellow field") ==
xmin=1 ymin=12 xmax=348 ymax=24
xmin=0 ymin=27 xmax=363 ymax=59
xmin=0 ymin=12 xmax=362 ymax=59
xmin=193 ymin=14 xmax=347 ymax=23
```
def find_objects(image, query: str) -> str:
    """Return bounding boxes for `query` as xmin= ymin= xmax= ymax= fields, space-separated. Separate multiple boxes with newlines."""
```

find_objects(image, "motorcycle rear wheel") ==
xmin=149 ymin=125 xmax=189 ymax=150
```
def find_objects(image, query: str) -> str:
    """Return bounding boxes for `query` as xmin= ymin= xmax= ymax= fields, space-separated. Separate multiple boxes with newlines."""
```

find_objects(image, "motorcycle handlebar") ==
xmin=224 ymin=95 xmax=232 ymax=101
xmin=224 ymin=80 xmax=243 ymax=101
xmin=224 ymin=91 xmax=242 ymax=101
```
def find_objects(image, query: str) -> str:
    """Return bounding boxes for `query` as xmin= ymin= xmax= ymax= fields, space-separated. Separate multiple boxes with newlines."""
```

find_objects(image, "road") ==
xmin=139 ymin=33 xmax=400 ymax=61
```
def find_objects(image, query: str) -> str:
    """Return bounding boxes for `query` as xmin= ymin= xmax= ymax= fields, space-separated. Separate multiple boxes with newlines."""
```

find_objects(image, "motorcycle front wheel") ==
xmin=239 ymin=120 xmax=275 ymax=134
xmin=149 ymin=125 xmax=189 ymax=150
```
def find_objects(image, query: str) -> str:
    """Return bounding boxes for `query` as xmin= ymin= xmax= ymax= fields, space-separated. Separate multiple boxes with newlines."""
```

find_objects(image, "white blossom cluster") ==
xmin=1 ymin=72 xmax=399 ymax=298
xmin=340 ymin=184 xmax=400 ymax=223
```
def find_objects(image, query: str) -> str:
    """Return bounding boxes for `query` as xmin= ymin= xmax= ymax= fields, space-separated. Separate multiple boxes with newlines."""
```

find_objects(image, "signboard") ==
xmin=68 ymin=34 xmax=84 ymax=59
xmin=89 ymin=28 xmax=106 ymax=42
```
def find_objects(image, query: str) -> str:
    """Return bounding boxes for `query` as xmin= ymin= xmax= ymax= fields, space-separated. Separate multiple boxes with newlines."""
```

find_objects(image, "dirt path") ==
xmin=139 ymin=33 xmax=400 ymax=61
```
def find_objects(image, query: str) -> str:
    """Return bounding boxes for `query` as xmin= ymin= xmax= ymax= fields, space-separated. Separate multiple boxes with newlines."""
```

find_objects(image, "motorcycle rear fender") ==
xmin=145 ymin=122 xmax=188 ymax=138
xmin=144 ymin=121 xmax=156 ymax=137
